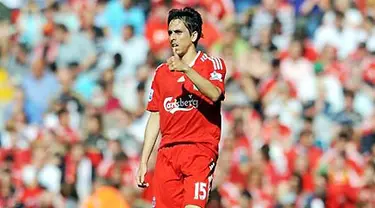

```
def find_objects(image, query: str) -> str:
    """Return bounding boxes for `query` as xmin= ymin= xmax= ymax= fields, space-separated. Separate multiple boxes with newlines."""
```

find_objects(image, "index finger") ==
xmin=173 ymin=48 xmax=179 ymax=58
xmin=138 ymin=182 xmax=149 ymax=188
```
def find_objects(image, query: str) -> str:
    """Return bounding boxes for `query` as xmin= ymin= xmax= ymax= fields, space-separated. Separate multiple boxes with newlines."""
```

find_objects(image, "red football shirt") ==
xmin=147 ymin=51 xmax=226 ymax=156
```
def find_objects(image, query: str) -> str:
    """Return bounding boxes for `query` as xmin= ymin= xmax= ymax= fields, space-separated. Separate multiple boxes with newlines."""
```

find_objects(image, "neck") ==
xmin=124 ymin=36 xmax=133 ymax=42
xmin=62 ymin=34 xmax=70 ymax=43
xmin=62 ymin=86 xmax=71 ymax=94
xmin=181 ymin=46 xmax=198 ymax=66
xmin=291 ymin=56 xmax=299 ymax=61
xmin=34 ymin=74 xmax=44 ymax=80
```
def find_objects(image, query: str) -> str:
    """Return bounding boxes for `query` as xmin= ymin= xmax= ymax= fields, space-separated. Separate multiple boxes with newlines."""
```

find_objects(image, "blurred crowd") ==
xmin=0 ymin=0 xmax=375 ymax=207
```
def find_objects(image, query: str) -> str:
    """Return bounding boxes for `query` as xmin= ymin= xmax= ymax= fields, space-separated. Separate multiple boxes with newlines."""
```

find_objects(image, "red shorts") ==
xmin=152 ymin=143 xmax=217 ymax=208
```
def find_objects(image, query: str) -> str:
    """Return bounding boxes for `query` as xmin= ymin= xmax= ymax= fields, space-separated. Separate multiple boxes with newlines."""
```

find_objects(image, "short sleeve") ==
xmin=207 ymin=57 xmax=226 ymax=97
xmin=146 ymin=69 xmax=161 ymax=112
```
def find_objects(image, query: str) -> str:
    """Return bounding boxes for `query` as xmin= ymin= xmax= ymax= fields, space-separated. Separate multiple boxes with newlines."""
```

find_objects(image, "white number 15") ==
xmin=194 ymin=182 xmax=207 ymax=200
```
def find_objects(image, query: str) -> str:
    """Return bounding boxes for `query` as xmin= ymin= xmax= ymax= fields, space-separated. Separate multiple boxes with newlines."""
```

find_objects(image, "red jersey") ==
xmin=363 ymin=60 xmax=375 ymax=85
xmin=229 ymin=136 xmax=251 ymax=188
xmin=324 ymin=61 xmax=350 ymax=84
xmin=147 ymin=51 xmax=226 ymax=156
xmin=19 ymin=187 xmax=44 ymax=208
xmin=201 ymin=0 xmax=235 ymax=20
xmin=258 ymin=77 xmax=297 ymax=99
xmin=145 ymin=17 xmax=169 ymax=53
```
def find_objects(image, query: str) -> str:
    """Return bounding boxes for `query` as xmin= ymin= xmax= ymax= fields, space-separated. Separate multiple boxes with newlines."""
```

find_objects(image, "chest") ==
xmin=59 ymin=44 xmax=80 ymax=61
xmin=159 ymin=66 xmax=206 ymax=97
xmin=283 ymin=61 xmax=312 ymax=79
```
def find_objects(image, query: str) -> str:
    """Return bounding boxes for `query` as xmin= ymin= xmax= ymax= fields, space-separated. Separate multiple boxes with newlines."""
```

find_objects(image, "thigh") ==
xmin=181 ymin=144 xmax=217 ymax=207
xmin=153 ymin=149 xmax=184 ymax=208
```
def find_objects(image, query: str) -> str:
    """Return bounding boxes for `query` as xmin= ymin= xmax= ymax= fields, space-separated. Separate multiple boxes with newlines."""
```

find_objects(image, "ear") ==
xmin=191 ymin=31 xmax=198 ymax=43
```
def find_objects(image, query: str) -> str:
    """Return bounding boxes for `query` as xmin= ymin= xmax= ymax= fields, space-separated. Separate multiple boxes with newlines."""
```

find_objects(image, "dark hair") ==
xmin=167 ymin=7 xmax=203 ymax=47
xmin=290 ymin=38 xmax=306 ymax=55
xmin=358 ymin=42 xmax=367 ymax=49
xmin=113 ymin=53 xmax=122 ymax=70
xmin=291 ymin=173 xmax=303 ymax=194
xmin=338 ymin=131 xmax=350 ymax=142
xmin=304 ymin=116 xmax=314 ymax=124
xmin=55 ymin=23 xmax=69 ymax=33
xmin=57 ymin=108 xmax=68 ymax=117
xmin=335 ymin=10 xmax=345 ymax=20
xmin=343 ymin=88 xmax=355 ymax=99
xmin=299 ymin=129 xmax=313 ymax=138
xmin=260 ymin=144 xmax=271 ymax=161
xmin=124 ymin=24 xmax=135 ymax=35
xmin=137 ymin=81 xmax=146 ymax=92
xmin=207 ymin=188 xmax=222 ymax=206
xmin=50 ymin=1 xmax=60 ymax=11
xmin=68 ymin=62 xmax=79 ymax=69
xmin=18 ymin=42 xmax=30 ymax=53
xmin=241 ymin=190 xmax=252 ymax=199
xmin=90 ymin=113 xmax=103 ymax=133
xmin=271 ymin=58 xmax=280 ymax=68
xmin=97 ymin=0 xmax=109 ymax=4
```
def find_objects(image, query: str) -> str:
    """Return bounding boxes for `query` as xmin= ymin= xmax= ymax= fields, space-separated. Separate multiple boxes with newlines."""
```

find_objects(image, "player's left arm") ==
xmin=184 ymin=66 xmax=224 ymax=102
xmin=167 ymin=51 xmax=226 ymax=102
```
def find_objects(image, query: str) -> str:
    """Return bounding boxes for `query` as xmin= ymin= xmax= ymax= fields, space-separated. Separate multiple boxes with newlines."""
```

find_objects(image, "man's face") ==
xmin=71 ymin=144 xmax=84 ymax=160
xmin=123 ymin=0 xmax=132 ymax=9
xmin=123 ymin=26 xmax=134 ymax=41
xmin=289 ymin=41 xmax=303 ymax=59
xmin=87 ymin=117 xmax=100 ymax=133
xmin=344 ymin=95 xmax=354 ymax=111
xmin=259 ymin=27 xmax=271 ymax=45
xmin=59 ymin=112 xmax=70 ymax=126
xmin=15 ymin=44 xmax=27 ymax=64
xmin=54 ymin=28 xmax=65 ymax=42
xmin=31 ymin=59 xmax=45 ymax=79
xmin=168 ymin=19 xmax=195 ymax=56
xmin=334 ymin=0 xmax=349 ymax=12
xmin=301 ymin=133 xmax=314 ymax=147
xmin=57 ymin=68 xmax=73 ymax=88
xmin=263 ymin=0 xmax=277 ymax=11
xmin=335 ymin=16 xmax=344 ymax=29
xmin=223 ymin=26 xmax=236 ymax=45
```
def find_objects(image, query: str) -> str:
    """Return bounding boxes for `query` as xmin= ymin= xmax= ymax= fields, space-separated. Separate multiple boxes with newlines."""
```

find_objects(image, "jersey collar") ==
xmin=188 ymin=51 xmax=202 ymax=67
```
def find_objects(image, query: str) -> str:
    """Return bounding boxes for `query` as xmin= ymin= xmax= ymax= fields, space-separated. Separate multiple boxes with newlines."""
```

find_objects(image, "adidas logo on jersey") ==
xmin=177 ymin=76 xmax=185 ymax=82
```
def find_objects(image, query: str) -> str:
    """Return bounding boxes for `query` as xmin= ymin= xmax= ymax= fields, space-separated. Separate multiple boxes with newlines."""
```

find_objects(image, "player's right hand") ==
xmin=136 ymin=163 xmax=149 ymax=188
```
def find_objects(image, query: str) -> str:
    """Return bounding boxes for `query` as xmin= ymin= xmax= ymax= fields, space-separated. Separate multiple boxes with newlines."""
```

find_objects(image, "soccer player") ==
xmin=136 ymin=7 xmax=227 ymax=208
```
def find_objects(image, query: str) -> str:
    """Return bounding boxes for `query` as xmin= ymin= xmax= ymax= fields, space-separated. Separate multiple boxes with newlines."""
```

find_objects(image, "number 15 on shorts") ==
xmin=194 ymin=182 xmax=207 ymax=200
